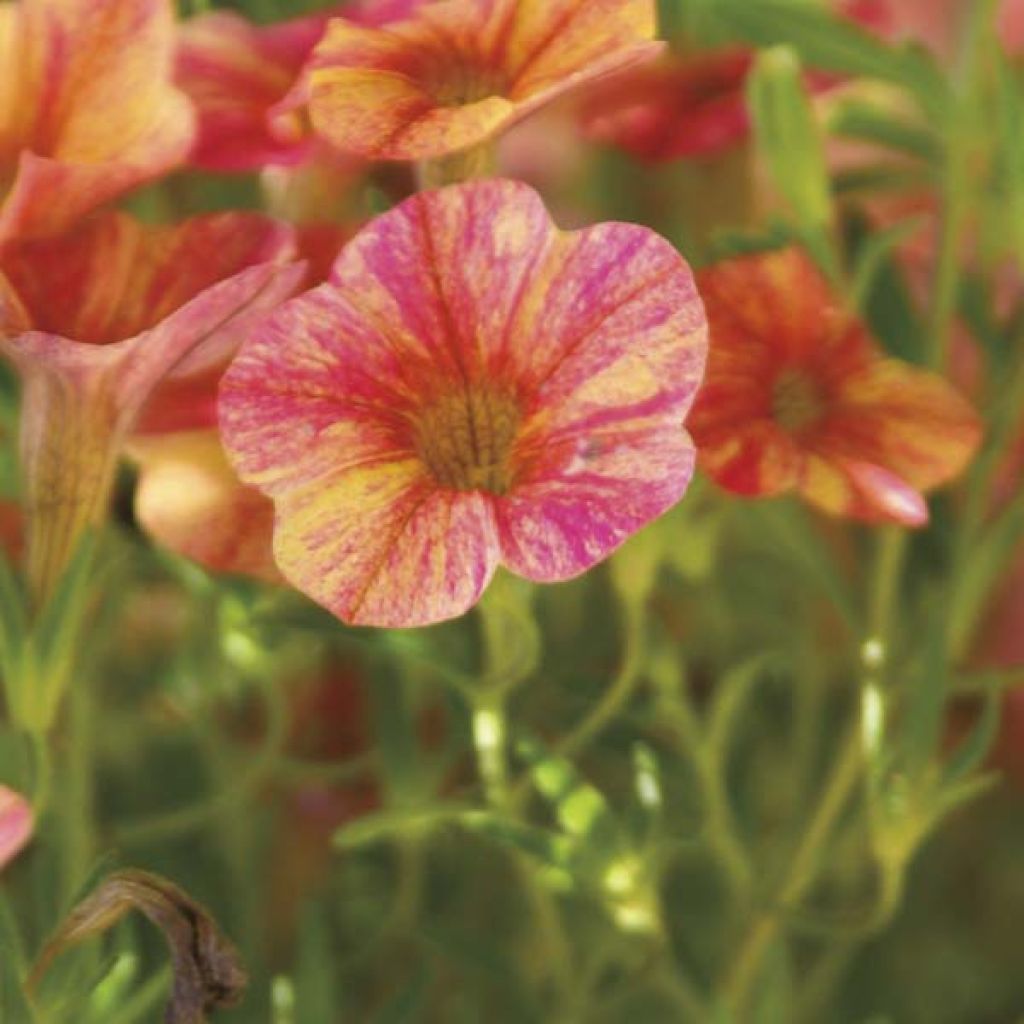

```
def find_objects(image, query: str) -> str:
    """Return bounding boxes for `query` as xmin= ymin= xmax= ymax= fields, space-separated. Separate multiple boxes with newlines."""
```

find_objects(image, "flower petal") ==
xmin=131 ymin=431 xmax=280 ymax=582
xmin=799 ymin=453 xmax=929 ymax=526
xmin=2 ymin=217 xmax=302 ymax=599
xmin=0 ymin=786 xmax=32 ymax=871
xmin=820 ymin=357 xmax=982 ymax=493
xmin=274 ymin=461 xmax=500 ymax=627
xmin=497 ymin=423 xmax=695 ymax=581
xmin=0 ymin=0 xmax=194 ymax=243
xmin=1 ymin=211 xmax=296 ymax=348
xmin=307 ymin=0 xmax=659 ymax=160
xmin=176 ymin=10 xmax=329 ymax=170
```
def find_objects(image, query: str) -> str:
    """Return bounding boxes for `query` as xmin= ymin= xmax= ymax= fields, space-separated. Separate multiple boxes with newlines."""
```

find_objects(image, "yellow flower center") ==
xmin=772 ymin=369 xmax=824 ymax=433
xmin=414 ymin=386 xmax=520 ymax=494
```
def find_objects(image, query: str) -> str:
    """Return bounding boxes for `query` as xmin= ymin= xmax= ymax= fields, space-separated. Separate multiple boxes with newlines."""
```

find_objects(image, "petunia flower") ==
xmin=687 ymin=247 xmax=981 ymax=526
xmin=176 ymin=1 xmax=427 ymax=172
xmin=0 ymin=785 xmax=32 ymax=870
xmin=303 ymin=0 xmax=662 ymax=164
xmin=0 ymin=0 xmax=194 ymax=246
xmin=219 ymin=179 xmax=707 ymax=627
xmin=0 ymin=212 xmax=303 ymax=601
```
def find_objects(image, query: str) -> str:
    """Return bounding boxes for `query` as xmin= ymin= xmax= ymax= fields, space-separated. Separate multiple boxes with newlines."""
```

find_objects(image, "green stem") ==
xmin=555 ymin=601 xmax=645 ymax=760
xmin=416 ymin=142 xmax=497 ymax=189
xmin=722 ymin=529 xmax=906 ymax=1015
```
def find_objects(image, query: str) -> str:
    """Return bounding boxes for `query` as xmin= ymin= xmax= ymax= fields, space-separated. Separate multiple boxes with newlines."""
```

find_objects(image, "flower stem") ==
xmin=416 ymin=142 xmax=497 ymax=189
xmin=721 ymin=528 xmax=905 ymax=1015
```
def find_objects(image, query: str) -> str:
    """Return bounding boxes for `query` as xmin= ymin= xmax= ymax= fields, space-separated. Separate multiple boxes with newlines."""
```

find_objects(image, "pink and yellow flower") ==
xmin=176 ymin=1 xmax=429 ymax=171
xmin=0 ymin=785 xmax=32 ymax=870
xmin=0 ymin=212 xmax=302 ymax=600
xmin=0 ymin=0 xmax=194 ymax=245
xmin=687 ymin=248 xmax=981 ymax=526
xmin=219 ymin=179 xmax=707 ymax=627
xmin=303 ymin=0 xmax=662 ymax=162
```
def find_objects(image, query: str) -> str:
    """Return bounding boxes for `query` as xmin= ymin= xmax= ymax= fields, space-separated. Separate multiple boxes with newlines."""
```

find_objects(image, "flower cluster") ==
xmin=0 ymin=0 xmax=983 ymax=631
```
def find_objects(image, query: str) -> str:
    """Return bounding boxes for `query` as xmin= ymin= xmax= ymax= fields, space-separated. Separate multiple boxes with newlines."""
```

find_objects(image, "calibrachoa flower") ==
xmin=0 ymin=0 xmax=194 ymax=245
xmin=303 ymin=0 xmax=662 ymax=162
xmin=0 ymin=212 xmax=302 ymax=600
xmin=0 ymin=785 xmax=32 ymax=870
xmin=176 ymin=1 xmax=427 ymax=171
xmin=220 ymin=179 xmax=707 ymax=627
xmin=688 ymin=247 xmax=981 ymax=526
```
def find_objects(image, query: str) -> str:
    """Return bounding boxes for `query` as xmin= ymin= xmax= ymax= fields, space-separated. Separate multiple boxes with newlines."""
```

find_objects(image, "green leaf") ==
xmin=332 ymin=804 xmax=472 ymax=850
xmin=942 ymin=690 xmax=1002 ymax=786
xmin=747 ymin=46 xmax=835 ymax=270
xmin=828 ymin=101 xmax=943 ymax=163
xmin=708 ymin=0 xmax=948 ymax=117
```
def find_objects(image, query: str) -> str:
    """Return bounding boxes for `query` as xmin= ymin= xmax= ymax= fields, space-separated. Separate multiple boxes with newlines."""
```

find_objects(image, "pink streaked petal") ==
xmin=219 ymin=283 xmax=424 ymax=497
xmin=507 ymin=221 xmax=706 ymax=432
xmin=177 ymin=9 xmax=331 ymax=170
xmin=0 ymin=0 xmax=194 ymax=243
xmin=1 ymin=211 xmax=297 ymax=347
xmin=274 ymin=461 xmax=500 ymax=627
xmin=497 ymin=423 xmax=695 ymax=581
xmin=0 ymin=786 xmax=32 ymax=870
xmin=131 ymin=431 xmax=280 ymax=582
xmin=800 ymin=454 xmax=928 ymax=526
xmin=330 ymin=179 xmax=553 ymax=376
xmin=3 ymin=259 xmax=302 ymax=599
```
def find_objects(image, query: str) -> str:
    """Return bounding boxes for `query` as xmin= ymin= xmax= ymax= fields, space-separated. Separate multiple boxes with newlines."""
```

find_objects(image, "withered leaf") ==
xmin=27 ymin=868 xmax=247 ymax=1023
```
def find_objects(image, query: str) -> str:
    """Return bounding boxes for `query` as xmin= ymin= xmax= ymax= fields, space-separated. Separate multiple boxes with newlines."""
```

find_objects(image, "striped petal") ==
xmin=1 ymin=213 xmax=301 ymax=599
xmin=221 ymin=180 xmax=706 ymax=626
xmin=0 ymin=0 xmax=194 ymax=243
xmin=131 ymin=431 xmax=280 ymax=582
xmin=307 ymin=0 xmax=660 ymax=160
xmin=273 ymin=461 xmax=500 ymax=627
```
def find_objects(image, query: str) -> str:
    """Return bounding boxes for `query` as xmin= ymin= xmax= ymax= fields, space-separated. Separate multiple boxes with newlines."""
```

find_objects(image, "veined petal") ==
xmin=1 ymin=211 xmax=296 ymax=347
xmin=2 ymin=215 xmax=301 ymax=599
xmin=177 ymin=10 xmax=329 ymax=170
xmin=0 ymin=786 xmax=32 ymax=870
xmin=221 ymin=180 xmax=706 ymax=626
xmin=502 ymin=0 xmax=658 ymax=98
xmin=504 ymin=220 xmax=706 ymax=430
xmin=274 ymin=460 xmax=500 ymax=627
xmin=131 ymin=431 xmax=280 ymax=582
xmin=697 ymin=420 xmax=804 ymax=497
xmin=497 ymin=423 xmax=695 ymax=581
xmin=821 ymin=357 xmax=982 ymax=492
xmin=0 ymin=0 xmax=194 ymax=243
xmin=799 ymin=453 xmax=929 ymax=526
xmin=307 ymin=0 xmax=659 ymax=160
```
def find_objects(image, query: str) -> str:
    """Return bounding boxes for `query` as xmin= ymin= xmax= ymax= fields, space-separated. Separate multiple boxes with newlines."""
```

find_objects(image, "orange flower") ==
xmin=0 ymin=0 xmax=194 ymax=245
xmin=304 ymin=0 xmax=661 ymax=162
xmin=0 ymin=212 xmax=302 ymax=599
xmin=688 ymin=248 xmax=982 ymax=526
